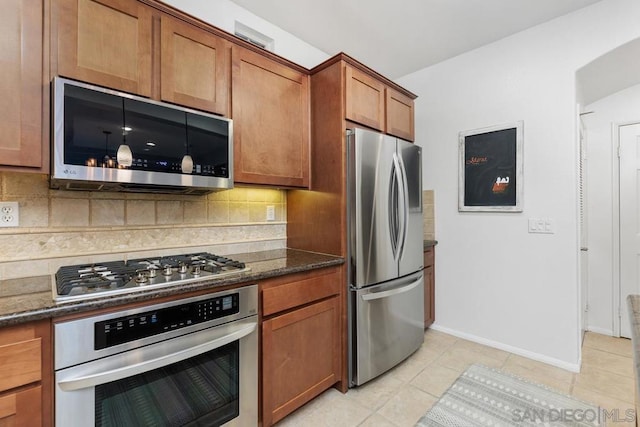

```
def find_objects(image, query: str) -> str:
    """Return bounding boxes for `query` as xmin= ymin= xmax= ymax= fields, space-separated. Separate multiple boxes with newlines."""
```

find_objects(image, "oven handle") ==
xmin=57 ymin=321 xmax=257 ymax=392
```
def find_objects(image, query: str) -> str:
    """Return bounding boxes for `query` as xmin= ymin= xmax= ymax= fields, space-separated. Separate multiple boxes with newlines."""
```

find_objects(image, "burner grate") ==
xmin=54 ymin=252 xmax=248 ymax=299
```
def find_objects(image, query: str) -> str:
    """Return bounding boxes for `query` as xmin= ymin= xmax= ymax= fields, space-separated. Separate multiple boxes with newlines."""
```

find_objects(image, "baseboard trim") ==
xmin=429 ymin=324 xmax=581 ymax=373
xmin=585 ymin=326 xmax=614 ymax=336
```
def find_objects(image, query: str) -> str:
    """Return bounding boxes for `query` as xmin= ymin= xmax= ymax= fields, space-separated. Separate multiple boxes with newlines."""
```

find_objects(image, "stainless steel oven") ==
xmin=54 ymin=285 xmax=258 ymax=426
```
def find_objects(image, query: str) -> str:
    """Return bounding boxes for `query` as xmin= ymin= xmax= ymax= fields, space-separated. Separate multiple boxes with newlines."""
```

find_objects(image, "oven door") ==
xmin=55 ymin=318 xmax=257 ymax=427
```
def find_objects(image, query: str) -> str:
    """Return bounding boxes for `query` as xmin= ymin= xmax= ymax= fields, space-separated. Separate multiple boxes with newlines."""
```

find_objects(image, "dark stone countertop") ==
xmin=424 ymin=240 xmax=438 ymax=249
xmin=627 ymin=295 xmax=640 ymax=414
xmin=0 ymin=248 xmax=344 ymax=327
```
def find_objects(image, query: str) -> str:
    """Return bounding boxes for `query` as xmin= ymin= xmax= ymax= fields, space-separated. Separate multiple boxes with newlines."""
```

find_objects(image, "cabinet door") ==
xmin=0 ymin=320 xmax=51 ymax=427
xmin=262 ymin=296 xmax=340 ymax=426
xmin=232 ymin=47 xmax=309 ymax=187
xmin=424 ymin=248 xmax=435 ymax=328
xmin=0 ymin=0 xmax=43 ymax=169
xmin=55 ymin=0 xmax=153 ymax=96
xmin=0 ymin=386 xmax=42 ymax=426
xmin=386 ymin=87 xmax=415 ymax=141
xmin=161 ymin=15 xmax=230 ymax=116
xmin=345 ymin=65 xmax=385 ymax=132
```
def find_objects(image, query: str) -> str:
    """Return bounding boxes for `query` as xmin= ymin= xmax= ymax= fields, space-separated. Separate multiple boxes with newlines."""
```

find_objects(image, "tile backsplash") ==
xmin=423 ymin=190 xmax=435 ymax=240
xmin=0 ymin=172 xmax=287 ymax=279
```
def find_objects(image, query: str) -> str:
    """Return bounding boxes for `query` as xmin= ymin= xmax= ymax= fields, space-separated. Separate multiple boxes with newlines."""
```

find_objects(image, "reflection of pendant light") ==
xmin=181 ymin=112 xmax=194 ymax=174
xmin=102 ymin=130 xmax=115 ymax=168
xmin=116 ymin=98 xmax=133 ymax=167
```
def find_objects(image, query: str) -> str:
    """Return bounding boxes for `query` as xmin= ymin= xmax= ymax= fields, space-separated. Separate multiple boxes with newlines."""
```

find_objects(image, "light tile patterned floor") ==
xmin=275 ymin=330 xmax=636 ymax=426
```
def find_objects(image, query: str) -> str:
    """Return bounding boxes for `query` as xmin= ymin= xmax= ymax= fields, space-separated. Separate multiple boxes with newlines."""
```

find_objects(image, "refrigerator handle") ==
xmin=389 ymin=156 xmax=400 ymax=258
xmin=361 ymin=274 xmax=423 ymax=301
xmin=392 ymin=152 xmax=407 ymax=261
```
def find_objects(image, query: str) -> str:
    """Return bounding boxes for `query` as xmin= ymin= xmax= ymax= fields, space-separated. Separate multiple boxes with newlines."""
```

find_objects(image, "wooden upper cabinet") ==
xmin=345 ymin=65 xmax=385 ymax=132
xmin=386 ymin=87 xmax=415 ymax=141
xmin=232 ymin=46 xmax=310 ymax=187
xmin=160 ymin=15 xmax=230 ymax=116
xmin=55 ymin=0 xmax=153 ymax=97
xmin=340 ymin=58 xmax=416 ymax=141
xmin=0 ymin=0 xmax=44 ymax=169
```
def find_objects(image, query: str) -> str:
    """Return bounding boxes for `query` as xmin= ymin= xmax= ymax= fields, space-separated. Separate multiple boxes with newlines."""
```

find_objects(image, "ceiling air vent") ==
xmin=234 ymin=22 xmax=274 ymax=51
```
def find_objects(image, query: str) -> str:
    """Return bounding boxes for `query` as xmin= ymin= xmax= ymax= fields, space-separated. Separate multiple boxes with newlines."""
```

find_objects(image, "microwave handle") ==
xmin=57 ymin=321 xmax=257 ymax=392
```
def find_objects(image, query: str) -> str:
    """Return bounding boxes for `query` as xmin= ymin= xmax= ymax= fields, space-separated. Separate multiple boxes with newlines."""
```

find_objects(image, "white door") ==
xmin=619 ymin=122 xmax=640 ymax=338
xmin=579 ymin=119 xmax=588 ymax=337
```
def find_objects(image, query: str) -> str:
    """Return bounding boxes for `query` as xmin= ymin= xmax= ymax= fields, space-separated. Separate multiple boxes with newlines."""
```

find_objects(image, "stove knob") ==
xmin=178 ymin=263 xmax=188 ymax=274
xmin=162 ymin=265 xmax=173 ymax=276
xmin=191 ymin=265 xmax=201 ymax=276
xmin=147 ymin=267 xmax=158 ymax=278
xmin=135 ymin=272 xmax=148 ymax=284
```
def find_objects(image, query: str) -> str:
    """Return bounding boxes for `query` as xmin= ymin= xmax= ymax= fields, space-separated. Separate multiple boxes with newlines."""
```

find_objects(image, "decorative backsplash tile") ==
xmin=423 ymin=189 xmax=435 ymax=240
xmin=50 ymin=198 xmax=90 ymax=227
xmin=0 ymin=172 xmax=287 ymax=279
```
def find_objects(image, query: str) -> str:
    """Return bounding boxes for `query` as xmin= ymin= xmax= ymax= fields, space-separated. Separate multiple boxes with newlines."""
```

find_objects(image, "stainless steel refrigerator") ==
xmin=348 ymin=127 xmax=424 ymax=387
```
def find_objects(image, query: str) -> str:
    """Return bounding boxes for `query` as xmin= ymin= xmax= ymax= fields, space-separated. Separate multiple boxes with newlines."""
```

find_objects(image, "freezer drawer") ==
xmin=351 ymin=271 xmax=424 ymax=386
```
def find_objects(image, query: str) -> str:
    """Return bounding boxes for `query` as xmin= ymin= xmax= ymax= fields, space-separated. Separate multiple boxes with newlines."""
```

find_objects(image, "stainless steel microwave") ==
xmin=51 ymin=77 xmax=233 ymax=195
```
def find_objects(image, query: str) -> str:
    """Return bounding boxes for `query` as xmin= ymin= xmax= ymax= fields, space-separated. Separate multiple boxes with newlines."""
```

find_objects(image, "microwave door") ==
xmin=349 ymin=128 xmax=399 ymax=288
xmin=397 ymin=139 xmax=424 ymax=277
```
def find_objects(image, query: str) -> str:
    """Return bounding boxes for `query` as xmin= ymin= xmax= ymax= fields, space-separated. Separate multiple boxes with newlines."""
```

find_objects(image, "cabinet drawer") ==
xmin=0 ymin=385 xmax=42 ymax=425
xmin=262 ymin=267 xmax=341 ymax=317
xmin=0 ymin=338 xmax=41 ymax=393
xmin=424 ymin=247 xmax=434 ymax=267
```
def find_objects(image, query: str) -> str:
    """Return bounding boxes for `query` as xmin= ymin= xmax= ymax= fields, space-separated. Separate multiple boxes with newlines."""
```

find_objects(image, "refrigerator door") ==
xmin=352 ymin=271 xmax=424 ymax=386
xmin=397 ymin=139 xmax=424 ymax=276
xmin=349 ymin=128 xmax=399 ymax=288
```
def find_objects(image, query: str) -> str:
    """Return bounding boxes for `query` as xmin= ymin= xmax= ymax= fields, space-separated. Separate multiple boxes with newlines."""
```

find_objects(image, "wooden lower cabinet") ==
xmin=0 ymin=386 xmax=42 ymax=426
xmin=260 ymin=267 xmax=342 ymax=426
xmin=0 ymin=319 xmax=51 ymax=427
xmin=424 ymin=247 xmax=435 ymax=328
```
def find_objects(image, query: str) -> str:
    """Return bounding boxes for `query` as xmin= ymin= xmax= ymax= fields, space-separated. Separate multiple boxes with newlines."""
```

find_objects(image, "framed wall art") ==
xmin=458 ymin=121 xmax=523 ymax=212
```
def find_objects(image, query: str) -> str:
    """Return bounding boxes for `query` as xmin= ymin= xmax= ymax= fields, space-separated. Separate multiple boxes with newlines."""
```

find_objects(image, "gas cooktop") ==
xmin=53 ymin=252 xmax=250 ymax=303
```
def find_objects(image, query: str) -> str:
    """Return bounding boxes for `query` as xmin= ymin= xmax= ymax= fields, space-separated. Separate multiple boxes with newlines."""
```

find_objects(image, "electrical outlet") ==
xmin=266 ymin=205 xmax=275 ymax=221
xmin=0 ymin=202 xmax=19 ymax=227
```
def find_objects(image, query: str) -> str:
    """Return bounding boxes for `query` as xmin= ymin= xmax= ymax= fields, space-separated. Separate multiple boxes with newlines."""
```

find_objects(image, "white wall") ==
xmin=396 ymin=0 xmax=640 ymax=369
xmin=160 ymin=0 xmax=329 ymax=68
xmin=582 ymin=83 xmax=640 ymax=335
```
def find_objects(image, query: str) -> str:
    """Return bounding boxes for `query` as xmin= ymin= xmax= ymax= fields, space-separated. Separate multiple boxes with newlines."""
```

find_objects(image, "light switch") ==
xmin=528 ymin=217 xmax=555 ymax=234
xmin=543 ymin=219 xmax=555 ymax=233
xmin=266 ymin=205 xmax=275 ymax=221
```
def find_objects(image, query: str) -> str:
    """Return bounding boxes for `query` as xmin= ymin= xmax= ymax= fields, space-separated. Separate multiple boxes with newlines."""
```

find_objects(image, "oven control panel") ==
xmin=94 ymin=293 xmax=239 ymax=350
